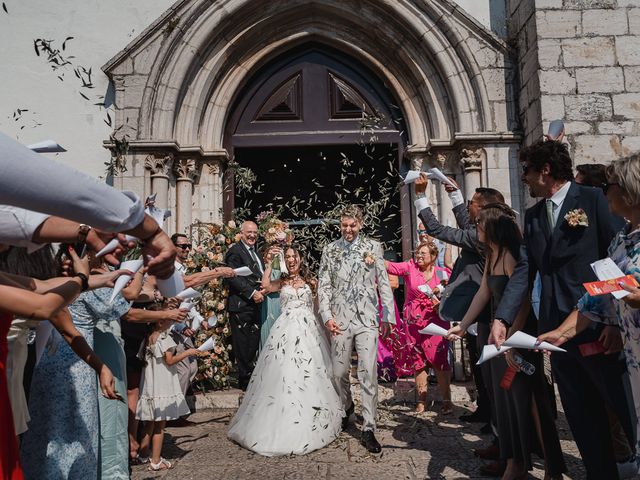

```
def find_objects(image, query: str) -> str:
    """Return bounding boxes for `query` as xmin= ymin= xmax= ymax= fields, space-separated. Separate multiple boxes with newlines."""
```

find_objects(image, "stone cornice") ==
xmin=103 ymin=139 xmax=230 ymax=163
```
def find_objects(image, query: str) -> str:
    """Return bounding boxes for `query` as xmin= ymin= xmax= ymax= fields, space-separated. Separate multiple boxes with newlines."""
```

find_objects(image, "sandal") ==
xmin=148 ymin=457 xmax=172 ymax=471
xmin=415 ymin=401 xmax=426 ymax=413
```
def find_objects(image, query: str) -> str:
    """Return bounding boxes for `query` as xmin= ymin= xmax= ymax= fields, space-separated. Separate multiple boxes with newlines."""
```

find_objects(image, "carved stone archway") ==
xmin=103 ymin=0 xmax=521 ymax=237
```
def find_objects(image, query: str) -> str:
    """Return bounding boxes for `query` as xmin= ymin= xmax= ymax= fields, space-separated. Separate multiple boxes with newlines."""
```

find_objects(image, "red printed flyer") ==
xmin=583 ymin=275 xmax=639 ymax=296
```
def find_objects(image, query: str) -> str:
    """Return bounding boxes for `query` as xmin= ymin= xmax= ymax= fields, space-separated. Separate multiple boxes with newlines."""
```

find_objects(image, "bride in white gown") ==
xmin=227 ymin=246 xmax=343 ymax=456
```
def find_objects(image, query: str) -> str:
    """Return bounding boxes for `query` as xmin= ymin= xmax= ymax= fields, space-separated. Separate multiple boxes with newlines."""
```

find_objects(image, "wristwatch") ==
xmin=77 ymin=224 xmax=92 ymax=243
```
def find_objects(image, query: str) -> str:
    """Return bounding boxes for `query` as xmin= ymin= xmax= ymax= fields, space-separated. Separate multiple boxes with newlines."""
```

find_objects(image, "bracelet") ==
xmin=75 ymin=273 xmax=89 ymax=291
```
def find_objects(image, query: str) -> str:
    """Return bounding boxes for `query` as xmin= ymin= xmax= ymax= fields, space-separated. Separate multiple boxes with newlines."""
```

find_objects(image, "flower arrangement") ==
xmin=564 ymin=208 xmax=589 ymax=228
xmin=257 ymin=210 xmax=294 ymax=270
xmin=186 ymin=221 xmax=240 ymax=390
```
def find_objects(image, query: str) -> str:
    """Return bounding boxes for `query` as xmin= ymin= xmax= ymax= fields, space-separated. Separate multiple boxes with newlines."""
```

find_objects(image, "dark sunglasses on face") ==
xmin=521 ymin=163 xmax=530 ymax=175
xmin=176 ymin=244 xmax=192 ymax=250
xmin=602 ymin=182 xmax=619 ymax=195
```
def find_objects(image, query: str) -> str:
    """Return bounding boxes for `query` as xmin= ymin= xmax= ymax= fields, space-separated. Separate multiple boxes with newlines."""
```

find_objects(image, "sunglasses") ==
xmin=175 ymin=244 xmax=192 ymax=250
xmin=602 ymin=182 xmax=619 ymax=195
xmin=521 ymin=163 xmax=530 ymax=175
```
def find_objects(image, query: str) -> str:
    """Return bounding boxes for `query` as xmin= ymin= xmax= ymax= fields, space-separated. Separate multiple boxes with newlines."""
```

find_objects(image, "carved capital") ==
xmin=430 ymin=150 xmax=456 ymax=169
xmin=173 ymin=158 xmax=199 ymax=182
xmin=460 ymin=147 xmax=485 ymax=172
xmin=144 ymin=153 xmax=174 ymax=177
xmin=207 ymin=161 xmax=221 ymax=176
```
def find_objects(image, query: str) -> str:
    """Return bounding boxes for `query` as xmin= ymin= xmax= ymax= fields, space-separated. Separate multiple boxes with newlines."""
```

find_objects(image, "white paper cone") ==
xmin=176 ymin=287 xmax=201 ymax=300
xmin=233 ymin=266 xmax=252 ymax=277
xmin=502 ymin=331 xmax=566 ymax=353
xmin=477 ymin=344 xmax=512 ymax=365
xmin=467 ymin=323 xmax=478 ymax=336
xmin=197 ymin=336 xmax=216 ymax=351
xmin=278 ymin=251 xmax=288 ymax=275
xmin=418 ymin=323 xmax=449 ymax=336
xmin=402 ymin=170 xmax=422 ymax=185
xmin=96 ymin=235 xmax=138 ymax=257
xmin=417 ymin=284 xmax=434 ymax=296
xmin=207 ymin=315 xmax=217 ymax=327
xmin=27 ymin=139 xmax=66 ymax=153
xmin=427 ymin=167 xmax=457 ymax=188
xmin=110 ymin=258 xmax=144 ymax=303
xmin=179 ymin=301 xmax=193 ymax=311
xmin=191 ymin=313 xmax=203 ymax=331
xmin=156 ymin=270 xmax=185 ymax=298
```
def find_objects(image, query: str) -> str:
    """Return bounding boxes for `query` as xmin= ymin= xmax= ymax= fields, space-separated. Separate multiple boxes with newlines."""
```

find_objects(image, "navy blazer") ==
xmin=524 ymin=182 xmax=617 ymax=336
xmin=224 ymin=242 xmax=264 ymax=313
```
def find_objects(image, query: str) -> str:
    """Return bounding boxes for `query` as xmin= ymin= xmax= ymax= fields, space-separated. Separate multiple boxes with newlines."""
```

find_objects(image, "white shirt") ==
xmin=0 ymin=132 xmax=145 ymax=232
xmin=0 ymin=205 xmax=50 ymax=252
xmin=546 ymin=181 xmax=571 ymax=226
xmin=414 ymin=189 xmax=464 ymax=213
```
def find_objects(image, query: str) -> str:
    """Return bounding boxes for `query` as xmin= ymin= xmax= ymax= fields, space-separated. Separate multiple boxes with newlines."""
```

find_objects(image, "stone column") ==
xmin=460 ymin=147 xmax=485 ymax=200
xmin=173 ymin=158 xmax=199 ymax=234
xmin=144 ymin=154 xmax=173 ymax=210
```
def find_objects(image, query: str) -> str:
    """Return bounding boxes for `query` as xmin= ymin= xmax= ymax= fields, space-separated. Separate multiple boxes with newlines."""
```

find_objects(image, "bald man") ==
xmin=224 ymin=221 xmax=265 ymax=390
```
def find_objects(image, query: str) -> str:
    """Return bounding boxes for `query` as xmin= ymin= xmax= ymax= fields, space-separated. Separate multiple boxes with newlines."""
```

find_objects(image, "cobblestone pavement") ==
xmin=131 ymin=380 xmax=592 ymax=479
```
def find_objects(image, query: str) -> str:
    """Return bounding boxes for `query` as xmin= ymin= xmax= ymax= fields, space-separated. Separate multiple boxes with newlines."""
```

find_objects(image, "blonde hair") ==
xmin=340 ymin=205 xmax=364 ymax=224
xmin=609 ymin=152 xmax=640 ymax=206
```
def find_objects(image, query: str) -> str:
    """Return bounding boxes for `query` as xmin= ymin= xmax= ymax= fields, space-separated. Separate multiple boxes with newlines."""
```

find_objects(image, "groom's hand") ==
xmin=325 ymin=319 xmax=341 ymax=336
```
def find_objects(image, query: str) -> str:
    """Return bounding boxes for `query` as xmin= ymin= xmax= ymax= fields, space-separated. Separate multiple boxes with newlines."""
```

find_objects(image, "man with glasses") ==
xmin=224 ymin=221 xmax=266 ymax=391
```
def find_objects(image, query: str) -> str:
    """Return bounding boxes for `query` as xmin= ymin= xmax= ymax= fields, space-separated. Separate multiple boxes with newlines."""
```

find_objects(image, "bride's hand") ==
xmin=325 ymin=319 xmax=341 ymax=336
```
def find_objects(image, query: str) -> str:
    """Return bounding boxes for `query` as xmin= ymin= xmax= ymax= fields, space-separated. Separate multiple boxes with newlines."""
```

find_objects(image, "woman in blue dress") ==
xmin=259 ymin=247 xmax=282 ymax=350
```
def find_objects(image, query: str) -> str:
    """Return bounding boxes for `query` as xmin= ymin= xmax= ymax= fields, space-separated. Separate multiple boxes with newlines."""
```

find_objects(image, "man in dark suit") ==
xmin=224 ymin=220 xmax=265 ymax=391
xmin=415 ymin=174 xmax=529 ymax=474
xmin=492 ymin=140 xmax=633 ymax=479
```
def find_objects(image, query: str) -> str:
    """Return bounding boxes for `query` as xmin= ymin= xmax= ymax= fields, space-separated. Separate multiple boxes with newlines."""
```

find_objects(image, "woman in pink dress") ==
xmin=386 ymin=241 xmax=452 ymax=413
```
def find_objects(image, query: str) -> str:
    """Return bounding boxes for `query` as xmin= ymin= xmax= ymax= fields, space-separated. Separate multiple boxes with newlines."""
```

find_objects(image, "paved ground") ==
xmin=131 ymin=380 xmax=590 ymax=479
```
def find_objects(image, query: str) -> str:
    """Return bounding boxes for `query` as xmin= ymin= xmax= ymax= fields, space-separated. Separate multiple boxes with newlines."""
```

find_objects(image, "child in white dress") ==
xmin=136 ymin=318 xmax=205 ymax=471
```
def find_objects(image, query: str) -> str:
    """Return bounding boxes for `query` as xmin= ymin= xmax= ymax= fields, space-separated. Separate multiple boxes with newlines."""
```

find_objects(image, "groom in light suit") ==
xmin=318 ymin=205 xmax=395 ymax=453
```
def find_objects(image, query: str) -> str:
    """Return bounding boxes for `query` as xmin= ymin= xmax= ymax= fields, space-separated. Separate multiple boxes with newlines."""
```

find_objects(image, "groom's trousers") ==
xmin=331 ymin=321 xmax=378 ymax=431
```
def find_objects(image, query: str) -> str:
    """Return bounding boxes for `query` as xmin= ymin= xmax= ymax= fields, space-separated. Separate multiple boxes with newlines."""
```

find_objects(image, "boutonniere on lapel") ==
xmin=564 ymin=208 xmax=589 ymax=228
xmin=363 ymin=251 xmax=376 ymax=267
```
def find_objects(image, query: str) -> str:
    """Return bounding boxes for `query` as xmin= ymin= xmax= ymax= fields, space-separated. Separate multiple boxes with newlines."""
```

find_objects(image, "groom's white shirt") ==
xmin=318 ymin=234 xmax=395 ymax=326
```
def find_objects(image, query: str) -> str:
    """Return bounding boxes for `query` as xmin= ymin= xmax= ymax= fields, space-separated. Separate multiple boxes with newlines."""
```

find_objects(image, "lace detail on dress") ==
xmin=279 ymin=284 xmax=314 ymax=312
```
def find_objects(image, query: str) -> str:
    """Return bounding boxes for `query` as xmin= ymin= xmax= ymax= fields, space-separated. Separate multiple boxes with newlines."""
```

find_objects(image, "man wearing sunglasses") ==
xmin=513 ymin=140 xmax=633 ymax=479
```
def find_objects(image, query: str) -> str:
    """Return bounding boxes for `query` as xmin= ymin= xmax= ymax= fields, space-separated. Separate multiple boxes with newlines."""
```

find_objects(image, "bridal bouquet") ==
xmin=257 ymin=210 xmax=294 ymax=273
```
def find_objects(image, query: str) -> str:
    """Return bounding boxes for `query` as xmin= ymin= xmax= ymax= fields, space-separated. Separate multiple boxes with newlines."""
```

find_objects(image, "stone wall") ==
xmin=510 ymin=0 xmax=640 ymax=163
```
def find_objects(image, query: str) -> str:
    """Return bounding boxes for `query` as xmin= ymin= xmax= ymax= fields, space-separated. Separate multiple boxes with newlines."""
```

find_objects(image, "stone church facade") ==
xmin=99 ymin=0 xmax=640 ymax=257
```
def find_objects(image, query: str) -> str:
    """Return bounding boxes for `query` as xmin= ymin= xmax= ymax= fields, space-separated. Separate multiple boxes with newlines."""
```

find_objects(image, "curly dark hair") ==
xmin=519 ymin=140 xmax=574 ymax=182
xmin=575 ymin=163 xmax=607 ymax=188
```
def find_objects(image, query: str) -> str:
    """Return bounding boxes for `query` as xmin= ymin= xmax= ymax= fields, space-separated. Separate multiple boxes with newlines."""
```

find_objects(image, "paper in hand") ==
xmin=234 ymin=266 xmax=253 ymax=277
xmin=27 ymin=139 xmax=66 ymax=153
xmin=417 ymin=284 xmax=434 ymax=296
xmin=427 ymin=167 xmax=457 ymax=188
xmin=502 ymin=331 xmax=566 ymax=353
xmin=176 ymin=287 xmax=201 ymax=300
xmin=207 ymin=315 xmax=217 ymax=327
xmin=110 ymin=258 xmax=144 ymax=303
xmin=191 ymin=312 xmax=204 ymax=331
xmin=96 ymin=235 xmax=138 ymax=257
xmin=156 ymin=270 xmax=185 ymax=298
xmin=590 ymin=258 xmax=631 ymax=299
xmin=467 ymin=323 xmax=478 ymax=336
xmin=402 ymin=170 xmax=423 ymax=185
xmin=197 ymin=336 xmax=216 ymax=351
xmin=477 ymin=344 xmax=512 ymax=365
xmin=418 ymin=323 xmax=449 ymax=337
xmin=179 ymin=301 xmax=194 ymax=311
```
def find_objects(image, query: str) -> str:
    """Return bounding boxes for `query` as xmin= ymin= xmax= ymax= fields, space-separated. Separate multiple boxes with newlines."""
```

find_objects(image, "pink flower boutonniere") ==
xmin=363 ymin=251 xmax=376 ymax=266
xmin=564 ymin=208 xmax=589 ymax=227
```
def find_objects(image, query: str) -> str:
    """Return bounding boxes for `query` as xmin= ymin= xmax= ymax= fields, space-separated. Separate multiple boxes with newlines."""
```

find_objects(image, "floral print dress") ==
xmin=577 ymin=224 xmax=640 ymax=449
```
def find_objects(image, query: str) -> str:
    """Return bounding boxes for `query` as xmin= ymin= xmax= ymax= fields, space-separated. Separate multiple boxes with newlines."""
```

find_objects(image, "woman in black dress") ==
xmin=449 ymin=203 xmax=565 ymax=480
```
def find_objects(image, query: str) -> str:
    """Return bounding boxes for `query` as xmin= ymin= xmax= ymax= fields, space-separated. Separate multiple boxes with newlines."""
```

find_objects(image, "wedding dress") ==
xmin=227 ymin=284 xmax=343 ymax=456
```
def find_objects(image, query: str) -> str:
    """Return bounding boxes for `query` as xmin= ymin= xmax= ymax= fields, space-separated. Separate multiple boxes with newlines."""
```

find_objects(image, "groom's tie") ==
xmin=545 ymin=199 xmax=556 ymax=230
